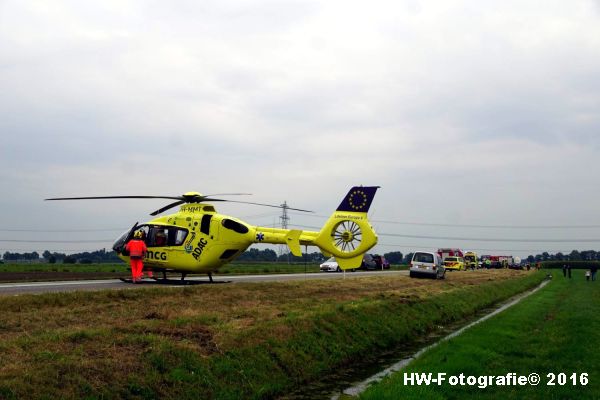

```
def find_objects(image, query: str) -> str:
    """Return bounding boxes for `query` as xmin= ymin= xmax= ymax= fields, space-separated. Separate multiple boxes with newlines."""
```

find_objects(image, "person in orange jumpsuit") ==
xmin=140 ymin=230 xmax=153 ymax=279
xmin=125 ymin=230 xmax=147 ymax=282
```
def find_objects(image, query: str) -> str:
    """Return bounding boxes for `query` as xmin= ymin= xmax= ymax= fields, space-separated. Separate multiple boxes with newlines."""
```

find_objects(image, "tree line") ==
xmin=1 ymin=248 xmax=408 ymax=264
xmin=526 ymin=250 xmax=600 ymax=263
xmin=6 ymin=248 xmax=595 ymax=265
xmin=2 ymin=249 xmax=121 ymax=264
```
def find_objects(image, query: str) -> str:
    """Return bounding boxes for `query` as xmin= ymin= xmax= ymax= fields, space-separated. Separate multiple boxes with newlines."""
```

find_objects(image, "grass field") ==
xmin=217 ymin=263 xmax=408 ymax=275
xmin=359 ymin=269 xmax=599 ymax=400
xmin=0 ymin=262 xmax=408 ymax=282
xmin=0 ymin=270 xmax=542 ymax=399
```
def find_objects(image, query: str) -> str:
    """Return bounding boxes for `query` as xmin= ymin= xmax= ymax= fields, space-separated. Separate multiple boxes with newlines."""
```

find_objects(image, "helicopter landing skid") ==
xmin=150 ymin=277 xmax=230 ymax=285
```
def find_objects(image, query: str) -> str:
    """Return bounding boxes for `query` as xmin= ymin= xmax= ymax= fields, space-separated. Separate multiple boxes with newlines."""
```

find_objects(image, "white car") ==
xmin=409 ymin=251 xmax=445 ymax=279
xmin=320 ymin=257 xmax=341 ymax=272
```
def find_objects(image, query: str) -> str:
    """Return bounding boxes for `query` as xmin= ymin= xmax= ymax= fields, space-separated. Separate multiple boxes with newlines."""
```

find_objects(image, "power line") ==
xmin=289 ymin=224 xmax=321 ymax=230
xmin=378 ymin=233 xmax=600 ymax=243
xmin=288 ymin=212 xmax=600 ymax=229
xmin=374 ymin=221 xmax=600 ymax=229
xmin=238 ymin=212 xmax=280 ymax=220
xmin=376 ymin=243 xmax=585 ymax=253
xmin=288 ymin=225 xmax=600 ymax=243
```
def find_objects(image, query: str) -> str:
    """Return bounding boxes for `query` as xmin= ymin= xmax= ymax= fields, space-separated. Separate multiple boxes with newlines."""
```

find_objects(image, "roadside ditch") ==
xmin=283 ymin=273 xmax=550 ymax=399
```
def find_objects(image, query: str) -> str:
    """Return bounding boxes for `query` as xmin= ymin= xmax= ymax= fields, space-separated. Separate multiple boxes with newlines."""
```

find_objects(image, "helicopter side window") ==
xmin=137 ymin=226 xmax=150 ymax=241
xmin=147 ymin=226 xmax=188 ymax=247
xmin=221 ymin=219 xmax=249 ymax=234
xmin=173 ymin=229 xmax=188 ymax=246
xmin=201 ymin=214 xmax=212 ymax=235
xmin=153 ymin=228 xmax=168 ymax=247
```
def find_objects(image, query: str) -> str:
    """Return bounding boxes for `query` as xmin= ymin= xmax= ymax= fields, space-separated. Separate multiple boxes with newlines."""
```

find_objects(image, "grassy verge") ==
xmin=360 ymin=270 xmax=599 ymax=400
xmin=216 ymin=262 xmax=319 ymax=274
xmin=0 ymin=270 xmax=543 ymax=399
xmin=0 ymin=262 xmax=322 ymax=274
xmin=0 ymin=262 xmax=408 ymax=282
xmin=541 ymin=260 xmax=600 ymax=269
xmin=0 ymin=263 xmax=130 ymax=283
xmin=217 ymin=263 xmax=408 ymax=274
xmin=0 ymin=262 xmax=321 ymax=282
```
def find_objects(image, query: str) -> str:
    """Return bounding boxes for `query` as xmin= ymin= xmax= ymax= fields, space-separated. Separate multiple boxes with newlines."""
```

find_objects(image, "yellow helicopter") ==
xmin=46 ymin=186 xmax=379 ymax=282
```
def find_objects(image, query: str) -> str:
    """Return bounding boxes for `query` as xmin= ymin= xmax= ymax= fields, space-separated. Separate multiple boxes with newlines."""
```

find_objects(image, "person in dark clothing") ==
xmin=591 ymin=265 xmax=598 ymax=282
xmin=562 ymin=264 xmax=567 ymax=277
xmin=567 ymin=264 xmax=572 ymax=279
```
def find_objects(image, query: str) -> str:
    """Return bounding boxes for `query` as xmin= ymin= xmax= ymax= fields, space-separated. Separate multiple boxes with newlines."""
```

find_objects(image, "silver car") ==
xmin=319 ymin=257 xmax=341 ymax=272
xmin=409 ymin=251 xmax=445 ymax=279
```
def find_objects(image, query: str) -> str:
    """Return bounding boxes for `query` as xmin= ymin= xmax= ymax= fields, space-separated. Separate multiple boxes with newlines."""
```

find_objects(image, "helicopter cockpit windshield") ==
xmin=113 ymin=225 xmax=189 ymax=253
xmin=112 ymin=223 xmax=139 ymax=253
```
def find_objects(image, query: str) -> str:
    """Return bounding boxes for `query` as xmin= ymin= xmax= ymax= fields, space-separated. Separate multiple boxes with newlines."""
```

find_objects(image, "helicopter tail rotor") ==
xmin=312 ymin=186 xmax=380 ymax=270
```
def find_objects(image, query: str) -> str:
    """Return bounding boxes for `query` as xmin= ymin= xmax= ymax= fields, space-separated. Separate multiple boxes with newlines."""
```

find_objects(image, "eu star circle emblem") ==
xmin=348 ymin=190 xmax=368 ymax=210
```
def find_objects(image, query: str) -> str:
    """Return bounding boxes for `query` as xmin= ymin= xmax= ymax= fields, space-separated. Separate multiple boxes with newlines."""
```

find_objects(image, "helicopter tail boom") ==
xmin=251 ymin=186 xmax=379 ymax=268
xmin=251 ymin=227 xmax=305 ymax=257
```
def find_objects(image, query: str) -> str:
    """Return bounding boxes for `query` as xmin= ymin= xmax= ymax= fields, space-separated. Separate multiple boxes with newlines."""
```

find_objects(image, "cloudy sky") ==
xmin=1 ymin=0 xmax=600 ymax=258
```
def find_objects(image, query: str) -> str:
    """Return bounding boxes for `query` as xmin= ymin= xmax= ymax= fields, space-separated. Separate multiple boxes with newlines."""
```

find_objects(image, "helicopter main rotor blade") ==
xmin=217 ymin=200 xmax=314 ymax=213
xmin=150 ymin=200 xmax=187 ymax=216
xmin=150 ymin=197 xmax=232 ymax=216
xmin=204 ymin=193 xmax=252 ymax=197
xmin=45 ymin=194 xmax=313 ymax=214
xmin=45 ymin=195 xmax=184 ymax=201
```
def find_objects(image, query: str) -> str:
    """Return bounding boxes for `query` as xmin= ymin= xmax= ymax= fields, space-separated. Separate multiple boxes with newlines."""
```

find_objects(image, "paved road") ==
xmin=0 ymin=270 xmax=408 ymax=296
